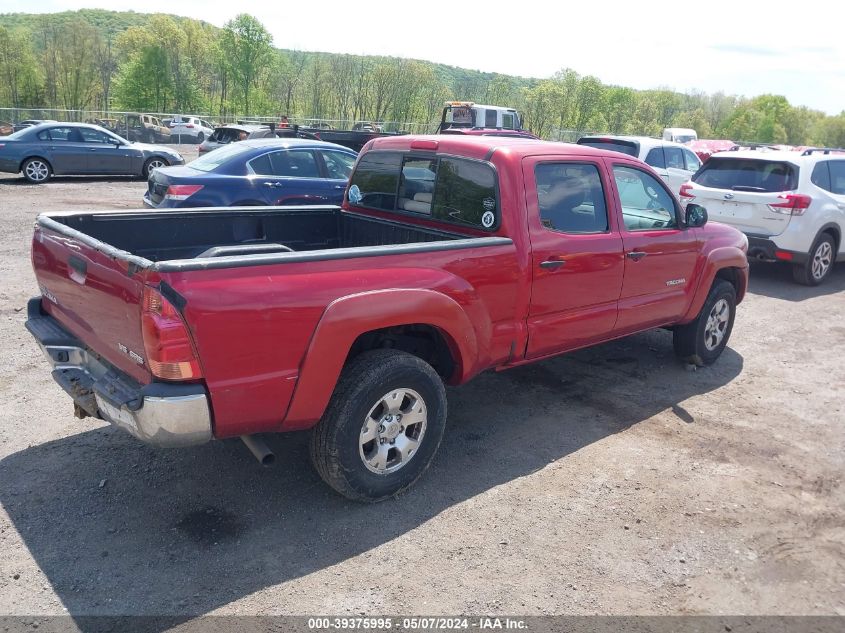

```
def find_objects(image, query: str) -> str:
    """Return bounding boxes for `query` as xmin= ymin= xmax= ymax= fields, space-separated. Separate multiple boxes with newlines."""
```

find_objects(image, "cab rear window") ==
xmin=348 ymin=151 xmax=499 ymax=231
xmin=693 ymin=158 xmax=798 ymax=192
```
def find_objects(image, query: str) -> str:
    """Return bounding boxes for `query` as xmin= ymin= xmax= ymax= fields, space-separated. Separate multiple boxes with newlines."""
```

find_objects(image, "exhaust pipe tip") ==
xmin=240 ymin=434 xmax=275 ymax=467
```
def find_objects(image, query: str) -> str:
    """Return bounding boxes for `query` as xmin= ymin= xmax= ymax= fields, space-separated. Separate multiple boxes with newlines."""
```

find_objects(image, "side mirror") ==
xmin=685 ymin=203 xmax=708 ymax=228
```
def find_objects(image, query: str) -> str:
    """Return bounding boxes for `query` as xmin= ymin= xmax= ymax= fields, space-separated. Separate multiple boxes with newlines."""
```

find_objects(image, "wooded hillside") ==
xmin=1 ymin=9 xmax=843 ymax=145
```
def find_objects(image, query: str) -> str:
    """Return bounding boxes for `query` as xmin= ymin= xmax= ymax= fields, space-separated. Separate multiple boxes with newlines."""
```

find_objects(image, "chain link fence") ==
xmin=0 ymin=108 xmax=436 ymax=140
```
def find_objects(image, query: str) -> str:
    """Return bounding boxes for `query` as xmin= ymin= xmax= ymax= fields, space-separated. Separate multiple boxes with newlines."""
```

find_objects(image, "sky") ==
xmin=2 ymin=0 xmax=843 ymax=115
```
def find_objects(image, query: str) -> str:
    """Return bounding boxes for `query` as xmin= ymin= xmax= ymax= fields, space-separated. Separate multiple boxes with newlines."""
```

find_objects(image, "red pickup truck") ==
xmin=26 ymin=135 xmax=749 ymax=501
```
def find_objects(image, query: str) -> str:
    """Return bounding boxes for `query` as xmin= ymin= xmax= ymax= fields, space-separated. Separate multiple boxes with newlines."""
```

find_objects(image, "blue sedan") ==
xmin=144 ymin=139 xmax=357 ymax=208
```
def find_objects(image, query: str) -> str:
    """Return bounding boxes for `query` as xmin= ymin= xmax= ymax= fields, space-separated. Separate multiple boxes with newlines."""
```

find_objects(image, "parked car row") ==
xmin=3 ymin=121 xmax=842 ymax=288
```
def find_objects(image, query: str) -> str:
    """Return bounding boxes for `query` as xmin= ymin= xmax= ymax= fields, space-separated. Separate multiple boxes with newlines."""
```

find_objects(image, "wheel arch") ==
xmin=281 ymin=288 xmax=479 ymax=431
xmin=816 ymin=222 xmax=841 ymax=255
xmin=681 ymin=247 xmax=749 ymax=323
xmin=19 ymin=155 xmax=53 ymax=173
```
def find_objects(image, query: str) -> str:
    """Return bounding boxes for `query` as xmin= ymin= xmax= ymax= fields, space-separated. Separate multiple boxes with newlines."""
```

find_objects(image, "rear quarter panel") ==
xmin=158 ymin=241 xmax=522 ymax=438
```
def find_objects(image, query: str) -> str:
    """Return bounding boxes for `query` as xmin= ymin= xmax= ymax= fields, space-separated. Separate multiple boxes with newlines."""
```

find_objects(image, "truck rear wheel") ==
xmin=310 ymin=349 xmax=447 ymax=502
xmin=673 ymin=279 xmax=736 ymax=366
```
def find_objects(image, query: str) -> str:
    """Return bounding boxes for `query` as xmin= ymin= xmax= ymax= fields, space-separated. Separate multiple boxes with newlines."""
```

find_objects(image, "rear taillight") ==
xmin=186 ymin=124 xmax=194 ymax=128
xmin=164 ymin=184 xmax=203 ymax=201
xmin=679 ymin=183 xmax=695 ymax=199
xmin=141 ymin=286 xmax=202 ymax=381
xmin=768 ymin=193 xmax=811 ymax=215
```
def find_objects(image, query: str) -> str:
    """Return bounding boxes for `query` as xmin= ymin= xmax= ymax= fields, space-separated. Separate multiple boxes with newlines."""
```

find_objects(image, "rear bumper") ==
xmin=746 ymin=235 xmax=808 ymax=264
xmin=25 ymin=297 xmax=212 ymax=448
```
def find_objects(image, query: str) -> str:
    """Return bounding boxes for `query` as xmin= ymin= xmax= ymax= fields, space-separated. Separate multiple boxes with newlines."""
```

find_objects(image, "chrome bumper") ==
xmin=25 ymin=297 xmax=212 ymax=448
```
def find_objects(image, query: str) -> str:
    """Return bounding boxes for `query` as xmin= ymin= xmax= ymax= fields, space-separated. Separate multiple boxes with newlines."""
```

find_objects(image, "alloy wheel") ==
xmin=359 ymin=388 xmax=427 ymax=475
xmin=25 ymin=161 xmax=49 ymax=182
xmin=704 ymin=298 xmax=730 ymax=351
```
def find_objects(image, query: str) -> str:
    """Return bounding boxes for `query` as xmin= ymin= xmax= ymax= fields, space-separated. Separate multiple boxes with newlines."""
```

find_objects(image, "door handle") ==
xmin=540 ymin=260 xmax=566 ymax=270
xmin=264 ymin=182 xmax=283 ymax=188
xmin=334 ymin=185 xmax=346 ymax=189
xmin=626 ymin=251 xmax=648 ymax=261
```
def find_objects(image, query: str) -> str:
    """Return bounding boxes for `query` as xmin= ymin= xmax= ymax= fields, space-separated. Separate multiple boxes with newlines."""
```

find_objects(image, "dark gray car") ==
xmin=0 ymin=122 xmax=185 ymax=183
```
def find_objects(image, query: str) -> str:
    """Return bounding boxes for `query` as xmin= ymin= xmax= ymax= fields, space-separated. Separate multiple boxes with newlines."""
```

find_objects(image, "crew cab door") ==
xmin=523 ymin=157 xmax=625 ymax=358
xmin=608 ymin=160 xmax=702 ymax=333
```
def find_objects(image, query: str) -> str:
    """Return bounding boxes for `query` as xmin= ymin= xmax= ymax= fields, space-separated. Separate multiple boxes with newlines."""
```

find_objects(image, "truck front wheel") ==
xmin=310 ymin=349 xmax=447 ymax=502
xmin=673 ymin=280 xmax=736 ymax=366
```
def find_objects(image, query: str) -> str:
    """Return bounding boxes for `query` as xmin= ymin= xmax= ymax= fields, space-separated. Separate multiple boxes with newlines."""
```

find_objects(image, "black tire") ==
xmin=792 ymin=233 xmax=836 ymax=286
xmin=673 ymin=279 xmax=737 ymax=366
xmin=21 ymin=157 xmax=53 ymax=184
xmin=142 ymin=157 xmax=169 ymax=179
xmin=196 ymin=132 xmax=205 ymax=143
xmin=145 ymin=131 xmax=154 ymax=143
xmin=310 ymin=349 xmax=447 ymax=502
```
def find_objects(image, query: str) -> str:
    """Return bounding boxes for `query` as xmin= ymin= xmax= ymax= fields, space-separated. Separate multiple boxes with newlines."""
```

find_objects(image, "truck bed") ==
xmin=39 ymin=206 xmax=481 ymax=269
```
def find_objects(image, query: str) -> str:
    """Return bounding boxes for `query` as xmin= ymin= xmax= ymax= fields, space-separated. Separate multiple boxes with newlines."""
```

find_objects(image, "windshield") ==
xmin=674 ymin=135 xmax=696 ymax=144
xmin=189 ymin=142 xmax=253 ymax=172
xmin=576 ymin=138 xmax=639 ymax=157
xmin=693 ymin=157 xmax=798 ymax=192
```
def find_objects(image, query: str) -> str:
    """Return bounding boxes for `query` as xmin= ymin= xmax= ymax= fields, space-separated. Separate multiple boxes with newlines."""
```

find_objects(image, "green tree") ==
xmin=221 ymin=14 xmax=272 ymax=116
xmin=0 ymin=26 xmax=42 ymax=108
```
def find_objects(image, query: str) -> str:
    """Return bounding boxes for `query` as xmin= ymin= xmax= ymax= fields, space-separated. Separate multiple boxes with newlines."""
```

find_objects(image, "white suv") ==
xmin=681 ymin=149 xmax=845 ymax=285
xmin=168 ymin=116 xmax=214 ymax=143
xmin=576 ymin=135 xmax=701 ymax=197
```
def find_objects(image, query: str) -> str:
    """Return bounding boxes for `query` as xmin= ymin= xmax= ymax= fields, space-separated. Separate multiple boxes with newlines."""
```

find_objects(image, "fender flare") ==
xmin=815 ymin=222 xmax=842 ymax=253
xmin=681 ymin=246 xmax=749 ymax=323
xmin=281 ymin=288 xmax=479 ymax=430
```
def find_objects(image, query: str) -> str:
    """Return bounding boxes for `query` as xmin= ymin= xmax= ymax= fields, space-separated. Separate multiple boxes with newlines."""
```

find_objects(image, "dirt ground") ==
xmin=0 ymin=147 xmax=843 ymax=620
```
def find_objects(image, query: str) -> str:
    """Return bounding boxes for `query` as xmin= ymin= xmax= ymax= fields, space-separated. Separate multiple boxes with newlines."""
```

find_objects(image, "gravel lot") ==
xmin=0 ymin=146 xmax=843 ymax=620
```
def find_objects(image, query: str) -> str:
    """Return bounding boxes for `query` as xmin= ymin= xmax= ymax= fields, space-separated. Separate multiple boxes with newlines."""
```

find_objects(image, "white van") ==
xmin=663 ymin=127 xmax=698 ymax=143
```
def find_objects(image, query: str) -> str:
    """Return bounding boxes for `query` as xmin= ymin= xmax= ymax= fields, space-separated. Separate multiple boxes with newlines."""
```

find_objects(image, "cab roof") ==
xmin=366 ymin=134 xmax=616 ymax=161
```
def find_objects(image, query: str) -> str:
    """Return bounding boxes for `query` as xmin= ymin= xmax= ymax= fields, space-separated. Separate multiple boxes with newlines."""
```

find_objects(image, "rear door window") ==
xmin=693 ymin=158 xmax=798 ymax=192
xmin=828 ymin=161 xmax=845 ymax=195
xmin=485 ymin=109 xmax=497 ymax=128
xmin=664 ymin=147 xmax=685 ymax=169
xmin=37 ymin=127 xmax=74 ymax=141
xmin=811 ymin=162 xmax=831 ymax=191
xmin=249 ymin=150 xmax=321 ymax=177
xmin=645 ymin=147 xmax=666 ymax=169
